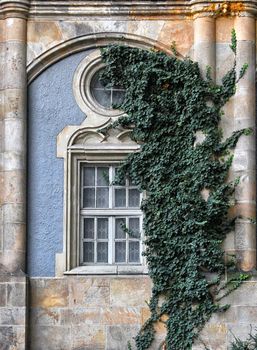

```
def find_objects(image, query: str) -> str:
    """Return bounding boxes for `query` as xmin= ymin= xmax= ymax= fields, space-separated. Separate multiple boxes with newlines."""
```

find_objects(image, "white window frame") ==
xmin=79 ymin=163 xmax=143 ymax=267
xmin=59 ymin=140 xmax=147 ymax=275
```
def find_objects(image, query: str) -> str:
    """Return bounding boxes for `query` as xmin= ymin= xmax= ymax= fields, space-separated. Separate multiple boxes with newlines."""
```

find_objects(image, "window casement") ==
xmin=57 ymin=49 xmax=147 ymax=275
xmin=80 ymin=164 xmax=143 ymax=266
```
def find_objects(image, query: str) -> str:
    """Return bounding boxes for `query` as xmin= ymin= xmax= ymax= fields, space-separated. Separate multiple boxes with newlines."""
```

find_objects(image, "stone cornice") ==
xmin=0 ymin=0 xmax=30 ymax=19
xmin=0 ymin=1 xmax=256 ymax=19
xmin=31 ymin=0 xmax=256 ymax=19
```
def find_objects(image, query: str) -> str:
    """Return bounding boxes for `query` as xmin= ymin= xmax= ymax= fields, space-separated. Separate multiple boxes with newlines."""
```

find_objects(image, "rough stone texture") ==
xmin=29 ymin=277 xmax=257 ymax=349
xmin=0 ymin=275 xmax=27 ymax=350
xmin=1 ymin=3 xmax=257 ymax=350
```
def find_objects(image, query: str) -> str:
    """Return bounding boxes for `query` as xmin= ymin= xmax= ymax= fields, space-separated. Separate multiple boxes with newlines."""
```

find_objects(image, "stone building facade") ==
xmin=0 ymin=1 xmax=257 ymax=349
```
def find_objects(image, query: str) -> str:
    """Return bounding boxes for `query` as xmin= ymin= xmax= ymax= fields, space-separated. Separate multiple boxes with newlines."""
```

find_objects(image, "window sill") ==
xmin=64 ymin=265 xmax=148 ymax=275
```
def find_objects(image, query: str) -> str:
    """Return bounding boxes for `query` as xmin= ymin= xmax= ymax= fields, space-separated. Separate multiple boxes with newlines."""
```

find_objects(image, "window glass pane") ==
xmin=84 ymin=218 xmax=94 ymax=239
xmin=91 ymin=88 xmax=111 ymax=109
xmin=97 ymin=167 xmax=109 ymax=186
xmin=96 ymin=188 xmax=109 ymax=208
xmin=115 ymin=188 xmax=126 ymax=207
xmin=83 ymin=167 xmax=95 ymax=186
xmin=129 ymin=189 xmax=140 ymax=207
xmin=115 ymin=242 xmax=126 ymax=263
xmin=83 ymin=242 xmax=94 ymax=263
xmin=115 ymin=218 xmax=126 ymax=239
xmin=114 ymin=168 xmax=125 ymax=186
xmin=129 ymin=241 xmax=140 ymax=263
xmin=83 ymin=188 xmax=95 ymax=208
xmin=97 ymin=218 xmax=108 ymax=239
xmin=97 ymin=242 xmax=108 ymax=263
xmin=112 ymin=90 xmax=125 ymax=107
xmin=129 ymin=218 xmax=140 ymax=238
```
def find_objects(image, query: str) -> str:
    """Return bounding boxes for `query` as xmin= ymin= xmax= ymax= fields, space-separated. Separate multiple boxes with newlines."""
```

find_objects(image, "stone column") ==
xmin=0 ymin=1 xmax=28 ymax=273
xmin=233 ymin=16 xmax=256 ymax=271
xmin=194 ymin=15 xmax=216 ymax=80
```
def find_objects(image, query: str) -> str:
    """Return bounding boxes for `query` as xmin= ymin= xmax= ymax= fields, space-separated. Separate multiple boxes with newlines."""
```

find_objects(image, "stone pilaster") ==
xmin=0 ymin=12 xmax=27 ymax=274
xmin=194 ymin=15 xmax=216 ymax=80
xmin=233 ymin=16 xmax=256 ymax=271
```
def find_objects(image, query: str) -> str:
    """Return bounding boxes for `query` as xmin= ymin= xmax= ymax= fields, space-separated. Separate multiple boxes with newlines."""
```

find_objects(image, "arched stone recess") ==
xmin=27 ymin=32 xmax=173 ymax=84
xmin=56 ymin=122 xmax=141 ymax=276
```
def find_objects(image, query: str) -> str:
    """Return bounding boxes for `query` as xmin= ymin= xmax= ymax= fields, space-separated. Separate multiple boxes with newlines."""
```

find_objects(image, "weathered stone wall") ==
xmin=0 ymin=1 xmax=257 ymax=349
xmin=29 ymin=277 xmax=257 ymax=350
xmin=0 ymin=274 xmax=27 ymax=350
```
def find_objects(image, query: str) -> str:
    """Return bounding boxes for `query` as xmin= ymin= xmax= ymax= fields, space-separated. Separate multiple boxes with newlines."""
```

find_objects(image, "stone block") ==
xmin=157 ymin=20 xmax=193 ymax=56
xmin=5 ymin=18 xmax=27 ymax=42
xmin=4 ymin=118 xmax=25 ymax=153
xmin=106 ymin=325 xmax=140 ymax=350
xmin=4 ymin=42 xmax=26 ymax=90
xmin=193 ymin=323 xmax=227 ymax=350
xmin=236 ymin=249 xmax=256 ymax=271
xmin=3 ymin=223 xmax=26 ymax=251
xmin=126 ymin=20 xmax=163 ymax=41
xmin=7 ymin=282 xmax=26 ymax=307
xmin=194 ymin=17 xmax=215 ymax=43
xmin=0 ymin=307 xmax=26 ymax=326
xmin=68 ymin=277 xmax=110 ymax=307
xmin=235 ymin=171 xmax=256 ymax=202
xmin=103 ymin=307 xmax=141 ymax=326
xmin=216 ymin=17 xmax=234 ymax=43
xmin=30 ymin=278 xmax=68 ymax=308
xmin=233 ymin=90 xmax=255 ymax=120
xmin=110 ymin=277 xmax=152 ymax=307
xmin=30 ymin=307 xmax=61 ymax=326
xmin=28 ymin=21 xmax=62 ymax=44
xmin=227 ymin=323 xmax=257 ymax=344
xmin=234 ymin=17 xmax=256 ymax=42
xmin=3 ymin=88 xmax=26 ymax=120
xmin=60 ymin=307 xmax=101 ymax=326
xmin=3 ymin=152 xmax=25 ymax=172
xmin=2 ymin=170 xmax=25 ymax=204
xmin=71 ymin=324 xmax=106 ymax=350
xmin=2 ymin=203 xmax=25 ymax=224
xmin=29 ymin=325 xmax=71 ymax=350
xmin=0 ymin=283 xmax=6 ymax=306
xmin=0 ymin=326 xmax=26 ymax=350
xmin=235 ymin=220 xmax=256 ymax=250
xmin=233 ymin=150 xmax=255 ymax=172
xmin=222 ymin=281 xmax=257 ymax=306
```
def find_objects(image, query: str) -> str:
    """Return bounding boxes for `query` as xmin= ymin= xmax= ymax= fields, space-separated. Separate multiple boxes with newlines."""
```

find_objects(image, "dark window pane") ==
xmin=96 ymin=188 xmax=109 ymax=208
xmin=83 ymin=242 xmax=94 ymax=263
xmin=114 ymin=167 xmax=125 ymax=186
xmin=97 ymin=167 xmax=109 ymax=186
xmin=83 ymin=188 xmax=95 ymax=208
xmin=115 ymin=218 xmax=126 ymax=239
xmin=115 ymin=242 xmax=126 ymax=263
xmin=97 ymin=218 xmax=108 ymax=239
xmin=129 ymin=218 xmax=140 ymax=238
xmin=91 ymin=88 xmax=111 ymax=108
xmin=83 ymin=167 xmax=95 ymax=186
xmin=112 ymin=90 xmax=125 ymax=107
xmin=84 ymin=218 xmax=94 ymax=239
xmin=129 ymin=241 xmax=140 ymax=263
xmin=115 ymin=188 xmax=126 ymax=207
xmin=97 ymin=242 xmax=108 ymax=263
xmin=129 ymin=189 xmax=140 ymax=207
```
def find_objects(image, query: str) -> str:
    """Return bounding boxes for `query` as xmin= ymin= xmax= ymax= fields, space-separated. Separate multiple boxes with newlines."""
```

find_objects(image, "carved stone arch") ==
xmin=27 ymin=32 xmax=173 ymax=84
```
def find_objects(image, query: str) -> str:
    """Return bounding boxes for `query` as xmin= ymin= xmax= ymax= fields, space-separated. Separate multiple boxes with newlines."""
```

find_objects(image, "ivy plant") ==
xmin=100 ymin=30 xmax=250 ymax=350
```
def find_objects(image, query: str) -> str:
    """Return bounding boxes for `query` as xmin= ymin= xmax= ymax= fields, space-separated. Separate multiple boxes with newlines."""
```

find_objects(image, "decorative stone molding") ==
xmin=27 ymin=33 xmax=173 ymax=84
xmin=73 ymin=49 xmax=125 ymax=119
xmin=0 ymin=0 xmax=30 ymax=19
xmin=23 ymin=1 xmax=257 ymax=19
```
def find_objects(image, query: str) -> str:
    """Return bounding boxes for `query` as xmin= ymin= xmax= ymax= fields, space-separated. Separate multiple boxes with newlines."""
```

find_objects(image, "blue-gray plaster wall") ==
xmin=28 ymin=51 xmax=91 ymax=277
